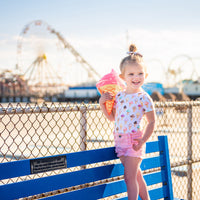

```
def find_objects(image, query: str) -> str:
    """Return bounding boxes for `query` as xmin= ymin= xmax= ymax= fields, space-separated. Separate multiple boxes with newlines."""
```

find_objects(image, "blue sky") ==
xmin=1 ymin=0 xmax=200 ymax=85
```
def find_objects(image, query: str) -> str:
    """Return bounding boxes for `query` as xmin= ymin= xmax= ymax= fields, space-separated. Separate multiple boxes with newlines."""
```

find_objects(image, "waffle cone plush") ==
xmin=96 ymin=69 xmax=126 ymax=115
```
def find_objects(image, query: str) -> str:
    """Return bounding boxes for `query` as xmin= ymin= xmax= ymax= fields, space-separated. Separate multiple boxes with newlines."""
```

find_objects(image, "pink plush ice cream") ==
xmin=96 ymin=69 xmax=126 ymax=115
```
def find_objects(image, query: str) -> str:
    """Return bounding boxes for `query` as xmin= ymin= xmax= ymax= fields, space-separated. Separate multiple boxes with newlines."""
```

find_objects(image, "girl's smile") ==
xmin=132 ymin=81 xmax=140 ymax=85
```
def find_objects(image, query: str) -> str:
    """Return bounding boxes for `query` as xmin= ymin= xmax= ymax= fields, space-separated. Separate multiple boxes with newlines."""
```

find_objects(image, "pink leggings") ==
xmin=114 ymin=132 xmax=145 ymax=158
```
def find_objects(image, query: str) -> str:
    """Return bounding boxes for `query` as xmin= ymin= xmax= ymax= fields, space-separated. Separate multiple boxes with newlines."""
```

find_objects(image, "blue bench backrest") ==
xmin=0 ymin=135 xmax=174 ymax=200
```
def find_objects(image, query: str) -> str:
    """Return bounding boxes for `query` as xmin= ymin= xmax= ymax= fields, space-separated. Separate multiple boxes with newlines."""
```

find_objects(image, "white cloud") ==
xmin=1 ymin=29 xmax=200 ymax=84
xmin=65 ymin=29 xmax=200 ymax=81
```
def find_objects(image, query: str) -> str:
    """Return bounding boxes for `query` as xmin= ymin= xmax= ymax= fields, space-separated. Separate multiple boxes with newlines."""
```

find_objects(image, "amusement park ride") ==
xmin=15 ymin=20 xmax=100 ymax=100
xmin=166 ymin=54 xmax=198 ymax=87
xmin=1 ymin=20 xmax=200 ymax=102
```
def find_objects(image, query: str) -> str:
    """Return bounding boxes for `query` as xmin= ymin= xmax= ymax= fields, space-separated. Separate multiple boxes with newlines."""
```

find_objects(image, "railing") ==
xmin=0 ymin=101 xmax=200 ymax=199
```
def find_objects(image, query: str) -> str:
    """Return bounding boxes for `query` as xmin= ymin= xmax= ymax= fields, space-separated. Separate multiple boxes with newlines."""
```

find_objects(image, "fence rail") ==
xmin=0 ymin=101 xmax=200 ymax=199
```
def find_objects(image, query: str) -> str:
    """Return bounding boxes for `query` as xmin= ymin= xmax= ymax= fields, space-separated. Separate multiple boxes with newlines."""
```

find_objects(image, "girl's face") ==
xmin=120 ymin=63 xmax=148 ymax=93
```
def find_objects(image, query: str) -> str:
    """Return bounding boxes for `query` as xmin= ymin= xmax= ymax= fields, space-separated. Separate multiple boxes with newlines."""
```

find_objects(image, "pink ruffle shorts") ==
xmin=114 ymin=131 xmax=145 ymax=159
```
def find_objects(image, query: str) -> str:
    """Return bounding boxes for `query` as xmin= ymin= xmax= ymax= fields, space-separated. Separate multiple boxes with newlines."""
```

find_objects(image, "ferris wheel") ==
xmin=16 ymin=20 xmax=100 ymax=96
xmin=166 ymin=54 xmax=198 ymax=87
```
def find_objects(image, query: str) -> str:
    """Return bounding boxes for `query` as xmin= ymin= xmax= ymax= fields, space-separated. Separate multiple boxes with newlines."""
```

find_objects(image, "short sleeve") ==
xmin=113 ymin=99 xmax=117 ymax=109
xmin=113 ymin=92 xmax=120 ymax=109
xmin=143 ymin=93 xmax=154 ymax=113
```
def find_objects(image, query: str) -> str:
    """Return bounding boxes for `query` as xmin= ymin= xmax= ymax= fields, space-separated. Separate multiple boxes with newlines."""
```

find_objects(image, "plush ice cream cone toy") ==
xmin=96 ymin=69 xmax=126 ymax=115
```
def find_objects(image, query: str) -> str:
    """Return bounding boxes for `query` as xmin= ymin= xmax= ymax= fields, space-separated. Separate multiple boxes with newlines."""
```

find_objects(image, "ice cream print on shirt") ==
xmin=114 ymin=91 xmax=154 ymax=134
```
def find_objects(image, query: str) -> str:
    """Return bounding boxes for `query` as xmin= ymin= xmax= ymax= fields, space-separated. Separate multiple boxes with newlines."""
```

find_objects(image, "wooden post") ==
xmin=187 ymin=104 xmax=193 ymax=200
xmin=80 ymin=105 xmax=87 ymax=169
xmin=80 ymin=105 xmax=87 ymax=152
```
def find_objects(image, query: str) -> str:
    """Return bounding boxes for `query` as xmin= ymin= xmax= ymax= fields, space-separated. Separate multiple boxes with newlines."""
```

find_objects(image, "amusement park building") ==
xmin=0 ymin=71 xmax=30 ymax=102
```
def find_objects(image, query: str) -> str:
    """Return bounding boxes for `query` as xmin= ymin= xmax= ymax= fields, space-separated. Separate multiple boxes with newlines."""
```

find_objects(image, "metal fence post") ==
xmin=80 ymin=106 xmax=87 ymax=152
xmin=187 ymin=104 xmax=193 ymax=200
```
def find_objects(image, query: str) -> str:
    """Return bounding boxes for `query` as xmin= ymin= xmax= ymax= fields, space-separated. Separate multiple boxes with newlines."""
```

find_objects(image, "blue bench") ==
xmin=0 ymin=136 xmax=182 ymax=200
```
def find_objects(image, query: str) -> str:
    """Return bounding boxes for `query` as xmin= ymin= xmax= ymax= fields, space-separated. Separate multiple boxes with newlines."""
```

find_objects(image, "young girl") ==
xmin=99 ymin=44 xmax=155 ymax=200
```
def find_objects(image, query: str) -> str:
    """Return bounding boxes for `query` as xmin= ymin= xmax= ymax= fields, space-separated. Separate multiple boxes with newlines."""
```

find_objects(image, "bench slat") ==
xmin=41 ymin=182 xmax=169 ymax=200
xmin=66 ymin=147 xmax=117 ymax=167
xmin=0 ymin=159 xmax=31 ymax=180
xmin=115 ymin=185 xmax=169 ymax=200
xmin=42 ymin=180 xmax=127 ymax=200
xmin=0 ymin=164 xmax=122 ymax=200
xmin=145 ymin=140 xmax=160 ymax=153
xmin=141 ymin=155 xmax=164 ymax=170
xmin=145 ymin=171 xmax=166 ymax=186
xmin=102 ymin=179 xmax=169 ymax=199
xmin=149 ymin=185 xmax=169 ymax=199
xmin=0 ymin=147 xmax=117 ymax=180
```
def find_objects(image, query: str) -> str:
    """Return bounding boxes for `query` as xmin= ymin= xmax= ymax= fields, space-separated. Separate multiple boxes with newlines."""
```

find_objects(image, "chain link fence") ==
xmin=0 ymin=101 xmax=200 ymax=199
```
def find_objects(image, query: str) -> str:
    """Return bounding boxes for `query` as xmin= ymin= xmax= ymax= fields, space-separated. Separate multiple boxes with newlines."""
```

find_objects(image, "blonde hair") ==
xmin=120 ymin=44 xmax=144 ymax=74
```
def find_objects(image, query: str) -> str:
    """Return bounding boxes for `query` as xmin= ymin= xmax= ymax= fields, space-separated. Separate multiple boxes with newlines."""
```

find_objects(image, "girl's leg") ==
xmin=137 ymin=168 xmax=150 ymax=200
xmin=120 ymin=156 xmax=142 ymax=200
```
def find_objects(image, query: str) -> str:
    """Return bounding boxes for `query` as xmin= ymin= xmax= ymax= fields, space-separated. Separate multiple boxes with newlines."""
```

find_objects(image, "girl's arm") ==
xmin=133 ymin=110 xmax=156 ymax=151
xmin=99 ymin=92 xmax=115 ymax=121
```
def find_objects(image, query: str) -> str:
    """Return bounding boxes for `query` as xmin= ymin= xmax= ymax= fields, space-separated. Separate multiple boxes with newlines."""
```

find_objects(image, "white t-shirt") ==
xmin=114 ymin=91 xmax=154 ymax=134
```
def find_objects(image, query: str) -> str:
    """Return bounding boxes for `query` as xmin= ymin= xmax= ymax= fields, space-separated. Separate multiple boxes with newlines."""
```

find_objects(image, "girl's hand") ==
xmin=132 ymin=138 xmax=145 ymax=151
xmin=99 ymin=92 xmax=113 ymax=105
xmin=99 ymin=92 xmax=115 ymax=121
xmin=133 ymin=110 xmax=155 ymax=151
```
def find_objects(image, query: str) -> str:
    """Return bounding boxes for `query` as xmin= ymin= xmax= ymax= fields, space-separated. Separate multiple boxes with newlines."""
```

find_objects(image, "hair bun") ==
xmin=129 ymin=44 xmax=137 ymax=52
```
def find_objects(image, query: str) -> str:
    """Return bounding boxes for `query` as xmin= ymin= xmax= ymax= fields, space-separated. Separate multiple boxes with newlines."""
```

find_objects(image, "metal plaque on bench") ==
xmin=30 ymin=156 xmax=67 ymax=174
